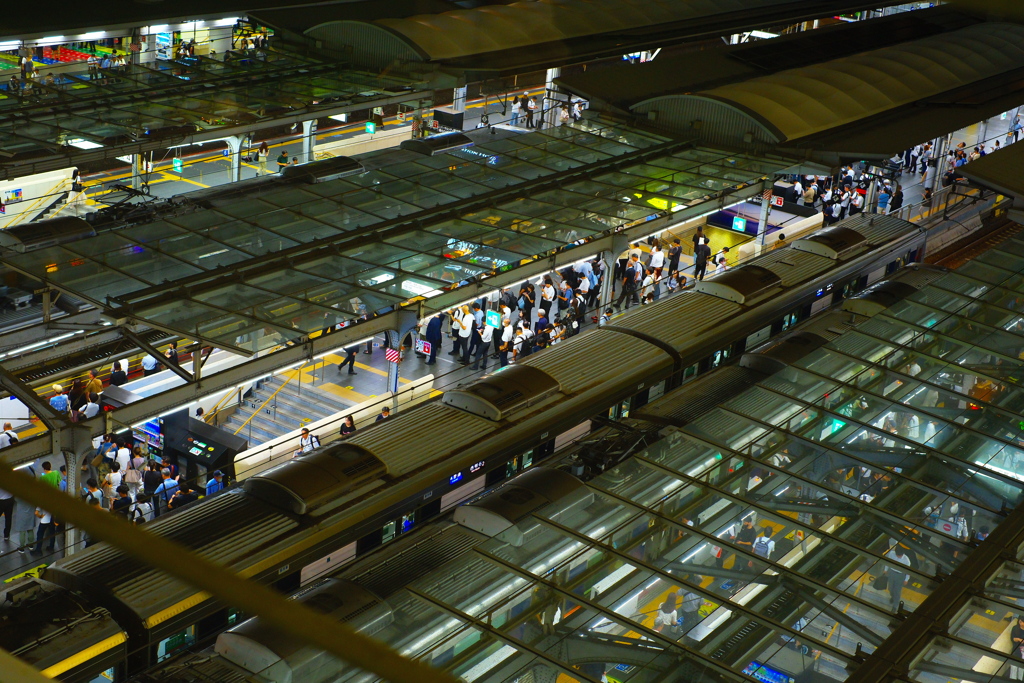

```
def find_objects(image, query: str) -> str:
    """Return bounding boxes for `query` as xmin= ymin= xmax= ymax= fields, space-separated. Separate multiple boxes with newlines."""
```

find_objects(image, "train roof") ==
xmin=208 ymin=234 xmax=1024 ymax=683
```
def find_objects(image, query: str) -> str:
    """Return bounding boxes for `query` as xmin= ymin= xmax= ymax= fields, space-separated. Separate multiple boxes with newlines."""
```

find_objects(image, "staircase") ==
xmin=224 ymin=375 xmax=353 ymax=446
xmin=35 ymin=191 xmax=69 ymax=221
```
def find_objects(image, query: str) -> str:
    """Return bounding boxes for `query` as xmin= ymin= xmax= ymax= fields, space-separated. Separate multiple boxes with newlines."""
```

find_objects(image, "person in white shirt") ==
xmin=850 ymin=191 xmax=864 ymax=216
xmin=540 ymin=279 xmax=556 ymax=319
xmin=793 ymin=179 xmax=804 ymax=205
xmin=298 ymin=428 xmax=320 ymax=454
xmin=654 ymin=599 xmax=678 ymax=633
xmin=499 ymin=320 xmax=514 ymax=367
xmin=115 ymin=441 xmax=131 ymax=474
xmin=883 ymin=545 xmax=912 ymax=612
xmin=0 ymin=422 xmax=17 ymax=448
xmin=649 ymin=246 xmax=665 ymax=276
xmin=82 ymin=393 xmax=101 ymax=419
xmin=129 ymin=493 xmax=155 ymax=524
xmin=471 ymin=323 xmax=493 ymax=371
xmin=752 ymin=528 xmax=776 ymax=560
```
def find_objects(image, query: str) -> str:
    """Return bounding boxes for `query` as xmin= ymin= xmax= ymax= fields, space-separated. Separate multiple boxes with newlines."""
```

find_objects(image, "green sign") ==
xmin=365 ymin=121 xmax=376 ymax=134
xmin=172 ymin=157 xmax=183 ymax=173
xmin=486 ymin=309 xmax=501 ymax=328
xmin=731 ymin=216 xmax=746 ymax=232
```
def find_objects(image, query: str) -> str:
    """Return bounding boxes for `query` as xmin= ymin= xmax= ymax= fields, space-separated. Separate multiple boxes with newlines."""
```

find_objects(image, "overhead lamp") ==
xmin=749 ymin=30 xmax=778 ymax=39
xmin=329 ymin=114 xmax=349 ymax=123
xmin=81 ymin=32 xmax=105 ymax=40
xmin=66 ymin=138 xmax=103 ymax=150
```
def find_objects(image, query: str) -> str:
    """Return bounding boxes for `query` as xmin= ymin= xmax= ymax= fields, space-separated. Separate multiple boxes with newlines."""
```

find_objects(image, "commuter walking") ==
xmin=257 ymin=142 xmax=270 ymax=176
xmin=298 ymin=428 xmax=320 ymax=454
xmin=340 ymin=415 xmax=356 ymax=436
xmin=668 ymin=239 xmax=682 ymax=276
xmin=613 ymin=255 xmax=642 ymax=310
xmin=510 ymin=96 xmax=521 ymax=126
xmin=31 ymin=507 xmax=56 ymax=555
xmin=884 ymin=545 xmax=911 ymax=612
xmin=339 ymin=345 xmax=358 ymax=375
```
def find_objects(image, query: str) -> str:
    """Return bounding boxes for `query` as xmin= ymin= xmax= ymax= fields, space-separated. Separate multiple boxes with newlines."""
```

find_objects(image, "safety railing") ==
xmin=3 ymin=178 xmax=72 ymax=228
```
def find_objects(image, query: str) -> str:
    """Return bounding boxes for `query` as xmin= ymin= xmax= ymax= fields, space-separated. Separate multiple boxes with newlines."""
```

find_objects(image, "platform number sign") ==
xmin=485 ymin=309 xmax=502 ymax=328
xmin=172 ymin=157 xmax=183 ymax=173
xmin=365 ymin=121 xmax=376 ymax=135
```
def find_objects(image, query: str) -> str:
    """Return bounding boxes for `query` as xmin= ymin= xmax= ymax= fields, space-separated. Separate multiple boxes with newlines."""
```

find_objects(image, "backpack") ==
xmin=753 ymin=536 xmax=772 ymax=558
xmin=3 ymin=430 xmax=17 ymax=445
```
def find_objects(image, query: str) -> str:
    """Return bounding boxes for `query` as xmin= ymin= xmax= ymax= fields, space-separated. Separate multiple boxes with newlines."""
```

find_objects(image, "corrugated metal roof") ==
xmin=755 ymin=249 xmax=834 ymax=287
xmin=522 ymin=329 xmax=669 ymax=394
xmin=639 ymin=22 xmax=1024 ymax=142
xmin=842 ymin=213 xmax=919 ymax=245
xmin=612 ymin=291 xmax=741 ymax=348
xmin=347 ymin=402 xmax=496 ymax=476
xmin=372 ymin=0 xmax=784 ymax=62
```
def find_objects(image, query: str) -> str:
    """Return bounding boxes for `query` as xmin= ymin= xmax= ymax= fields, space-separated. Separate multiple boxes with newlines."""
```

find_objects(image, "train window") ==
xmin=227 ymin=609 xmax=243 ymax=626
xmin=523 ymin=451 xmax=533 ymax=469
xmin=683 ymin=363 xmax=698 ymax=380
xmin=156 ymin=625 xmax=196 ymax=662
xmin=506 ymin=456 xmax=519 ymax=478
xmin=401 ymin=512 xmax=415 ymax=533
xmin=382 ymin=520 xmax=397 ymax=544
xmin=648 ymin=380 xmax=666 ymax=402
xmin=618 ymin=399 xmax=630 ymax=419
xmin=87 ymin=669 xmax=115 ymax=682
xmin=780 ymin=311 xmax=799 ymax=331
xmin=710 ymin=347 xmax=731 ymax=369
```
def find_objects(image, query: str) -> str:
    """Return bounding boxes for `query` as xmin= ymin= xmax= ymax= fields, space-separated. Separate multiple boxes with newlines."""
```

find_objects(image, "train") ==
xmin=128 ymin=256 xmax=1014 ymax=683
xmin=0 ymin=212 xmax=928 ymax=681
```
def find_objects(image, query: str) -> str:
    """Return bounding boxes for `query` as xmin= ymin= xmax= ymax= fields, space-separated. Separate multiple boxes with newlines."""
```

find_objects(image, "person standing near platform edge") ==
xmin=277 ymin=149 xmax=289 ymax=173
xmin=424 ymin=313 xmax=443 ymax=365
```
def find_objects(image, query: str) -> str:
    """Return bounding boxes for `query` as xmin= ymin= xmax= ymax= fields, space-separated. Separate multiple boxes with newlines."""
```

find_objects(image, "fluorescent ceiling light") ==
xmin=750 ymin=30 xmax=778 ymax=39
xmin=40 ymin=36 xmax=64 ymax=42
xmin=81 ymin=32 xmax=105 ymax=40
xmin=329 ymin=114 xmax=349 ymax=123
xmin=215 ymin=17 xmax=240 ymax=26
xmin=67 ymin=138 xmax=103 ymax=150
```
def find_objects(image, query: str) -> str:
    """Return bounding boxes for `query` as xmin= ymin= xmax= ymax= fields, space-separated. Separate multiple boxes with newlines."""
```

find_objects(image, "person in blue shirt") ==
xmin=153 ymin=469 xmax=179 ymax=513
xmin=142 ymin=355 xmax=159 ymax=376
xmin=205 ymin=470 xmax=225 ymax=496
xmin=49 ymin=384 xmax=69 ymax=413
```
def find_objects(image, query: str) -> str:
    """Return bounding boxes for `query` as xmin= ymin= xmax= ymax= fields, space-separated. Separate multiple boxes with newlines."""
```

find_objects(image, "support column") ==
xmin=452 ymin=86 xmax=467 ymax=113
xmin=923 ymin=136 xmax=946 ymax=192
xmin=131 ymin=154 xmax=141 ymax=190
xmin=225 ymin=135 xmax=242 ymax=183
xmin=756 ymin=179 xmax=773 ymax=252
xmin=977 ymin=118 xmax=988 ymax=149
xmin=301 ymin=120 xmax=315 ymax=164
xmin=544 ymin=67 xmax=561 ymax=130
xmin=384 ymin=329 xmax=400 ymax=398
xmin=602 ymin=233 xmax=629 ymax=309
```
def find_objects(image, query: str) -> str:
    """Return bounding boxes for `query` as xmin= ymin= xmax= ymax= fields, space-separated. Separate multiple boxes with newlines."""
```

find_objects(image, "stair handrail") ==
xmin=45 ymin=188 xmax=87 ymax=220
xmin=201 ymin=384 xmax=245 ymax=425
xmin=232 ymin=365 xmax=306 ymax=436
xmin=4 ymin=178 xmax=72 ymax=228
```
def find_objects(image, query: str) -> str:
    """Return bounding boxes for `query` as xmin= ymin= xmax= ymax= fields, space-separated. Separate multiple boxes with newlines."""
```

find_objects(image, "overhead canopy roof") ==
xmin=556 ymin=5 xmax=976 ymax=113
xmin=0 ymin=49 xmax=429 ymax=179
xmin=959 ymin=142 xmax=1024 ymax=199
xmin=1 ymin=121 xmax=790 ymax=354
xmin=645 ymin=22 xmax=1024 ymax=144
xmin=291 ymin=239 xmax=1024 ymax=683
xmin=307 ymin=0 xmax=918 ymax=72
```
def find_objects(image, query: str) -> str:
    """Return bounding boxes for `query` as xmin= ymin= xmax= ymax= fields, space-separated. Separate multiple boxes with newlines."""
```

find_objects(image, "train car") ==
xmin=31 ymin=214 xmax=928 ymax=680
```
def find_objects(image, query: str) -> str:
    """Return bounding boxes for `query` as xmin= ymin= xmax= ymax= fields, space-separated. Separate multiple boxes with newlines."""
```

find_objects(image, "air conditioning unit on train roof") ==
xmin=442 ymin=364 xmax=561 ymax=421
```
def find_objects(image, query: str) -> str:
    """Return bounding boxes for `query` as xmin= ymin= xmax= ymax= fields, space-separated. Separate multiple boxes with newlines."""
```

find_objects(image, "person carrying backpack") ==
xmin=0 ymin=422 xmax=18 ymax=448
xmin=753 ymin=528 xmax=776 ymax=560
